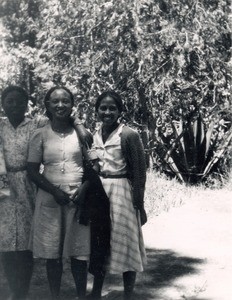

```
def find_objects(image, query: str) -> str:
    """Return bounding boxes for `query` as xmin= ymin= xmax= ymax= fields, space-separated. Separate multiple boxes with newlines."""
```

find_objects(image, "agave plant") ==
xmin=156 ymin=114 xmax=232 ymax=184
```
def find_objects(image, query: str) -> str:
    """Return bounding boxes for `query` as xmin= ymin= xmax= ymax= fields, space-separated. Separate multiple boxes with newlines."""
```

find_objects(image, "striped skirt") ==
xmin=101 ymin=177 xmax=147 ymax=274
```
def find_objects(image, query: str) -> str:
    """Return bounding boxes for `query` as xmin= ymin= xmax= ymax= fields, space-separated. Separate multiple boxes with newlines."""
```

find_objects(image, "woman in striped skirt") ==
xmin=88 ymin=91 xmax=147 ymax=300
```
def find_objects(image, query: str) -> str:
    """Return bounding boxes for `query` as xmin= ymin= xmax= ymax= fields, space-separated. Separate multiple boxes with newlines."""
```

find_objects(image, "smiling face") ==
xmin=97 ymin=96 xmax=120 ymax=127
xmin=47 ymin=89 xmax=73 ymax=120
xmin=2 ymin=90 xmax=28 ymax=121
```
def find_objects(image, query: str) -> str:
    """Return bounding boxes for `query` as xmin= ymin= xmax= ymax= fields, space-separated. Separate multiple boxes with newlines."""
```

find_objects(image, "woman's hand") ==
xmin=28 ymin=162 xmax=70 ymax=206
xmin=71 ymin=184 xmax=87 ymax=206
xmin=53 ymin=188 xmax=70 ymax=206
xmin=140 ymin=208 xmax=147 ymax=226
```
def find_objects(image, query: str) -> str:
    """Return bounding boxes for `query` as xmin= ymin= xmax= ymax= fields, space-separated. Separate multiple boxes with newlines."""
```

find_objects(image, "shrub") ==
xmin=154 ymin=112 xmax=232 ymax=184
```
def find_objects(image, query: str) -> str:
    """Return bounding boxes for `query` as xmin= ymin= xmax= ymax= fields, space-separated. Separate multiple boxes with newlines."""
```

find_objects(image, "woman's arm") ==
xmin=27 ymin=162 xmax=70 ymax=205
xmin=131 ymin=135 xmax=147 ymax=225
xmin=27 ymin=128 xmax=70 ymax=205
xmin=34 ymin=113 xmax=93 ymax=147
xmin=72 ymin=115 xmax=93 ymax=147
xmin=122 ymin=128 xmax=147 ymax=225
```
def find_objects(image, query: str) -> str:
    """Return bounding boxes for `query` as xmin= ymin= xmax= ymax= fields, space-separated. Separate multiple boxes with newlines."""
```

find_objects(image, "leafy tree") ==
xmin=0 ymin=0 xmax=40 ymax=103
xmin=0 ymin=0 xmax=231 ymax=180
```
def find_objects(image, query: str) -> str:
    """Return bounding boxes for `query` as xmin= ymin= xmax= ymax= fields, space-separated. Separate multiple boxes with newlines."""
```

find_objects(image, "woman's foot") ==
xmin=85 ymin=293 xmax=101 ymax=299
xmin=74 ymin=296 xmax=87 ymax=300
xmin=123 ymin=292 xmax=134 ymax=300
xmin=7 ymin=294 xmax=29 ymax=300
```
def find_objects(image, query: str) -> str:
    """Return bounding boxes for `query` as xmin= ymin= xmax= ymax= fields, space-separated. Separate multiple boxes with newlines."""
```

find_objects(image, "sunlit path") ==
xmin=142 ymin=189 xmax=232 ymax=300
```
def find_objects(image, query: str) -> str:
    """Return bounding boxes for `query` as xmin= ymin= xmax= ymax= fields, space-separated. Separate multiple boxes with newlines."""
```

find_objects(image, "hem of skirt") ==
xmin=33 ymin=252 xmax=91 ymax=259
xmin=106 ymin=266 xmax=144 ymax=274
xmin=0 ymin=247 xmax=31 ymax=252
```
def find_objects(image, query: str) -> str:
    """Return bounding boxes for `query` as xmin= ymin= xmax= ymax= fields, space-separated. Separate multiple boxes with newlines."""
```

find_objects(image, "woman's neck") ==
xmin=8 ymin=116 xmax=25 ymax=129
xmin=101 ymin=122 xmax=119 ymax=143
xmin=102 ymin=122 xmax=119 ymax=134
xmin=51 ymin=119 xmax=72 ymax=134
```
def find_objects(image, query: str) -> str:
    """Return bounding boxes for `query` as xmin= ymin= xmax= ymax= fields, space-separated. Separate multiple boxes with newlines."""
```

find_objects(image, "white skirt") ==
xmin=30 ymin=185 xmax=90 ymax=259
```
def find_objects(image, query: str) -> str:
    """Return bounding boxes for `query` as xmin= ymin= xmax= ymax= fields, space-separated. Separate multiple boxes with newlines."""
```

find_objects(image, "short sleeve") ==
xmin=87 ymin=148 xmax=99 ymax=161
xmin=28 ymin=129 xmax=43 ymax=163
xmin=33 ymin=115 xmax=49 ymax=129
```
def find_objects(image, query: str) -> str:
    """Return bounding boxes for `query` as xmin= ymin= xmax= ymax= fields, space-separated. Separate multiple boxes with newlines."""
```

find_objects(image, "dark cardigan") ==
xmin=121 ymin=125 xmax=147 ymax=210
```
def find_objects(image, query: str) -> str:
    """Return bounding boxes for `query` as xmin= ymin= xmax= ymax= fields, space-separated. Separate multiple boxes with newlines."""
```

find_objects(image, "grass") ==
xmin=144 ymin=169 xmax=232 ymax=218
xmin=144 ymin=170 xmax=191 ymax=217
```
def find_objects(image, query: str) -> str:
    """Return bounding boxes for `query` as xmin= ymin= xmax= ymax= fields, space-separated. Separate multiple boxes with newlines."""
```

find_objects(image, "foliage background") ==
xmin=0 ymin=0 xmax=231 ymax=177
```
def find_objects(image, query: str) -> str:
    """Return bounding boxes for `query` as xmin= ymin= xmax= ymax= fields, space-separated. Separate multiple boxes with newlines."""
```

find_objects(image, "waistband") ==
xmin=6 ymin=166 xmax=27 ymax=173
xmin=99 ymin=173 xmax=128 ymax=179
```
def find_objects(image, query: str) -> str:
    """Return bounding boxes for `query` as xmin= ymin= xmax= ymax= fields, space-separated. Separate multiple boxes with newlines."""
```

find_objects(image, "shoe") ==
xmin=7 ymin=294 xmax=29 ymax=300
xmin=85 ymin=293 xmax=101 ymax=299
xmin=102 ymin=291 xmax=121 ymax=299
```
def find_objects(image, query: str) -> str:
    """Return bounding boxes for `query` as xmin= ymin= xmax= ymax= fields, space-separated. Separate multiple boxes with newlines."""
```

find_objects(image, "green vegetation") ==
xmin=156 ymin=113 xmax=232 ymax=183
xmin=0 ymin=0 xmax=231 ymax=183
xmin=145 ymin=169 xmax=232 ymax=218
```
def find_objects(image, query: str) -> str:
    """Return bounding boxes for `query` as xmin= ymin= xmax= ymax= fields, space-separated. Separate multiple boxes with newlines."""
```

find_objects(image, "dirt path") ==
xmin=141 ymin=189 xmax=232 ymax=300
xmin=0 ymin=189 xmax=231 ymax=299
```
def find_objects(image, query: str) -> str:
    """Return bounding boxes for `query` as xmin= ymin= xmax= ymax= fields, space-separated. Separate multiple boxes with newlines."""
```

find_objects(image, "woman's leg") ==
xmin=46 ymin=258 xmax=63 ymax=299
xmin=123 ymin=271 xmax=136 ymax=300
xmin=1 ymin=251 xmax=18 ymax=297
xmin=16 ymin=251 xmax=33 ymax=298
xmin=1 ymin=250 xmax=33 ymax=299
xmin=87 ymin=271 xmax=105 ymax=299
xmin=71 ymin=258 xmax=88 ymax=298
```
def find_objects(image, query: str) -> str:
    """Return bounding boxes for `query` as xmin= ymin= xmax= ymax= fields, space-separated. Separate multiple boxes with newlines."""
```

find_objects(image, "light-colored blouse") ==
xmin=93 ymin=123 xmax=127 ymax=176
xmin=28 ymin=123 xmax=83 ymax=187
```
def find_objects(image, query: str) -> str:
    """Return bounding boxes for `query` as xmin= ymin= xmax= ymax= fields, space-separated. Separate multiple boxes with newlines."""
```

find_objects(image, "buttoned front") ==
xmin=28 ymin=123 xmax=89 ymax=258
xmin=28 ymin=123 xmax=83 ymax=186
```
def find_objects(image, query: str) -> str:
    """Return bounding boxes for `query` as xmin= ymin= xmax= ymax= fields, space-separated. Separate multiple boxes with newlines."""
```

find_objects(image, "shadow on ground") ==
xmin=103 ymin=248 xmax=206 ymax=300
xmin=0 ymin=248 xmax=206 ymax=300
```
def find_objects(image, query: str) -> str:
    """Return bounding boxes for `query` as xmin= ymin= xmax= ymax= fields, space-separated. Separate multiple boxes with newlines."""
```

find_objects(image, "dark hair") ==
xmin=95 ymin=91 xmax=123 ymax=113
xmin=44 ymin=86 xmax=74 ymax=120
xmin=1 ymin=85 xmax=28 ymax=107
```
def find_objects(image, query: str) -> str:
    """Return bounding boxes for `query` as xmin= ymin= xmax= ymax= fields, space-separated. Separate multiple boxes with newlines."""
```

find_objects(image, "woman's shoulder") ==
xmin=33 ymin=115 xmax=49 ymax=128
xmin=121 ymin=125 xmax=140 ymax=141
xmin=36 ymin=123 xmax=50 ymax=132
xmin=31 ymin=123 xmax=50 ymax=139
